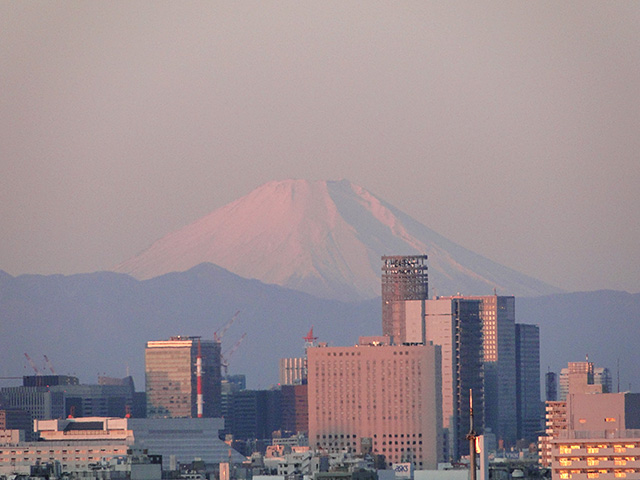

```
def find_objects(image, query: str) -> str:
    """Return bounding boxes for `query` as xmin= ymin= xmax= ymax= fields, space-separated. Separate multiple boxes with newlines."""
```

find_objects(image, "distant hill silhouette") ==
xmin=113 ymin=179 xmax=561 ymax=301
xmin=1 ymin=267 xmax=638 ymax=392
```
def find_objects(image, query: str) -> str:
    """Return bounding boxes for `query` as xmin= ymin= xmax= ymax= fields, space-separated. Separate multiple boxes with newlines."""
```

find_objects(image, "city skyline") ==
xmin=1 ymin=3 xmax=639 ymax=294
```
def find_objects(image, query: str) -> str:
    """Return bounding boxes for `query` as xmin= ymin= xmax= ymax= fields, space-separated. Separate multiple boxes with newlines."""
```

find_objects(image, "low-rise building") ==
xmin=0 ymin=416 xmax=244 ymax=475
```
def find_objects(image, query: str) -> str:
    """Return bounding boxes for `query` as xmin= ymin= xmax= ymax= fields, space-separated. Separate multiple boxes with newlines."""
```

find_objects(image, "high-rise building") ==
xmin=381 ymin=255 xmax=428 ymax=345
xmin=424 ymin=297 xmax=484 ymax=460
xmin=515 ymin=323 xmax=541 ymax=443
xmin=145 ymin=336 xmax=221 ymax=418
xmin=307 ymin=336 xmax=442 ymax=470
xmin=459 ymin=295 xmax=517 ymax=447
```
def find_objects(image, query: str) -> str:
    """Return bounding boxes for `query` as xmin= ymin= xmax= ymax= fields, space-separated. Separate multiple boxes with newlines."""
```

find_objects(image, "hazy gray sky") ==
xmin=1 ymin=2 xmax=639 ymax=293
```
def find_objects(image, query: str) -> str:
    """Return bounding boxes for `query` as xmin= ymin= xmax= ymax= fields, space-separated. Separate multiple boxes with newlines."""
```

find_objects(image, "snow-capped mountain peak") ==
xmin=113 ymin=179 xmax=559 ymax=300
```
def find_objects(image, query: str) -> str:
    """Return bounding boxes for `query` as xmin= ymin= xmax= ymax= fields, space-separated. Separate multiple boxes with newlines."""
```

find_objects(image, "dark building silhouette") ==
xmin=0 ymin=409 xmax=34 ymax=441
xmin=281 ymin=383 xmax=308 ymax=435
xmin=546 ymin=371 xmax=558 ymax=402
xmin=425 ymin=296 xmax=484 ymax=460
xmin=515 ymin=323 xmax=541 ymax=443
xmin=225 ymin=389 xmax=282 ymax=442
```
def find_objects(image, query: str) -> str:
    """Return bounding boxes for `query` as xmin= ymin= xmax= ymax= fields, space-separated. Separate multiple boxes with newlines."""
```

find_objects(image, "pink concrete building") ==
xmin=307 ymin=336 xmax=442 ymax=470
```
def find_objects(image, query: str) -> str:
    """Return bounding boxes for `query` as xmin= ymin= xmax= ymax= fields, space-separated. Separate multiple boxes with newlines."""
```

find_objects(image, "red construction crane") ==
xmin=24 ymin=353 xmax=40 ymax=375
xmin=221 ymin=333 xmax=247 ymax=377
xmin=43 ymin=355 xmax=56 ymax=374
xmin=214 ymin=311 xmax=240 ymax=343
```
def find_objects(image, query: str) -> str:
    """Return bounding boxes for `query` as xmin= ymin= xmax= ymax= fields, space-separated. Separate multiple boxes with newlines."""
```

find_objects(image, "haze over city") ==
xmin=1 ymin=2 xmax=639 ymax=294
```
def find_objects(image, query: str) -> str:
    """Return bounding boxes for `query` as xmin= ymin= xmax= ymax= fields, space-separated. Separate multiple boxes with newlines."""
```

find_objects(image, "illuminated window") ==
xmin=587 ymin=459 xmax=600 ymax=466
xmin=606 ymin=418 xmax=617 ymax=422
xmin=614 ymin=473 xmax=626 ymax=478
xmin=587 ymin=473 xmax=599 ymax=479
xmin=559 ymin=473 xmax=571 ymax=479
xmin=615 ymin=459 xmax=627 ymax=466
xmin=560 ymin=459 xmax=573 ymax=466
xmin=588 ymin=447 xmax=600 ymax=454
xmin=560 ymin=446 xmax=573 ymax=454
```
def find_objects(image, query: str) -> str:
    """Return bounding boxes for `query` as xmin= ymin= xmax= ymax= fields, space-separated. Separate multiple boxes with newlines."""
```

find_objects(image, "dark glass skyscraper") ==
xmin=515 ymin=323 xmax=541 ymax=443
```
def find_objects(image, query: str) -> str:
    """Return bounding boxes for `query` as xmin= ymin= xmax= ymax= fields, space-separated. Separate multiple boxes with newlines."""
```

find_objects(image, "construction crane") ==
xmin=43 ymin=355 xmax=56 ymax=374
xmin=221 ymin=333 xmax=247 ymax=377
xmin=24 ymin=353 xmax=40 ymax=375
xmin=214 ymin=311 xmax=240 ymax=343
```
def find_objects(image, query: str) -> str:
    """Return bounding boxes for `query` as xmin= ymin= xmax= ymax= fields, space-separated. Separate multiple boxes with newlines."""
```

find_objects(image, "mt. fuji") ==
xmin=113 ymin=179 xmax=560 ymax=301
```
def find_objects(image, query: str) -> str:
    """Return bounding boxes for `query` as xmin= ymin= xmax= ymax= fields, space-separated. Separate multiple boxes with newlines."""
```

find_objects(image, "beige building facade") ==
xmin=145 ymin=336 xmax=221 ymax=418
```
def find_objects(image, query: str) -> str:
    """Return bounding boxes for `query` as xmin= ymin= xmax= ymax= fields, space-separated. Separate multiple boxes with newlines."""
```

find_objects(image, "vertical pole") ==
xmin=197 ymin=339 xmax=203 ymax=418
xmin=467 ymin=388 xmax=477 ymax=480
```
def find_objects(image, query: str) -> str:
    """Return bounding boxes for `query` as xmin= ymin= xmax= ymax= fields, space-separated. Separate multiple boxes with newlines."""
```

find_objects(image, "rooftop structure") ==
xmin=381 ymin=255 xmax=428 ymax=345
xmin=0 ymin=416 xmax=244 ymax=474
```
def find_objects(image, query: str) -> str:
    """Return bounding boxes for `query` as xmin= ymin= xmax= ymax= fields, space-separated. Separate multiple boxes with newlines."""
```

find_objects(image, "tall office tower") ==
xmin=382 ymin=255 xmax=428 ymax=345
xmin=424 ymin=298 xmax=483 ymax=460
xmin=558 ymin=360 xmax=610 ymax=401
xmin=460 ymin=295 xmax=517 ymax=448
xmin=515 ymin=323 xmax=541 ymax=443
xmin=145 ymin=336 xmax=221 ymax=418
xmin=546 ymin=371 xmax=558 ymax=402
xmin=308 ymin=336 xmax=442 ymax=470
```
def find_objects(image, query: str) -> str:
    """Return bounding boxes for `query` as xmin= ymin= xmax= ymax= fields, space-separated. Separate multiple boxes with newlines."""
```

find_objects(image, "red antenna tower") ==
xmin=196 ymin=339 xmax=204 ymax=418
xmin=303 ymin=326 xmax=318 ymax=344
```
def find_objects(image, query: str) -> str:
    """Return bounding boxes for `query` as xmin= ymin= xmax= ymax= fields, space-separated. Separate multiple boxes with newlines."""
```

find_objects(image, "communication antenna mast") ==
xmin=196 ymin=338 xmax=204 ymax=418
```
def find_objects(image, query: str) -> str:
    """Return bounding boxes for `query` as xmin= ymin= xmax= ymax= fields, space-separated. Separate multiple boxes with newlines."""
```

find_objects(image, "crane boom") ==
xmin=214 ymin=311 xmax=240 ymax=343
xmin=24 ymin=353 xmax=40 ymax=375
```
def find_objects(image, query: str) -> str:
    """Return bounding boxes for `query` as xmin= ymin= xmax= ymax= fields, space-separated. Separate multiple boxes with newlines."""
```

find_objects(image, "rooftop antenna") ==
xmin=303 ymin=326 xmax=318 ymax=348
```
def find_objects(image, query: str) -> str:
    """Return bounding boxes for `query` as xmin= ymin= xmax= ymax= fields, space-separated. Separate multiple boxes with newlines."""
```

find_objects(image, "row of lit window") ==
xmin=560 ymin=458 xmax=638 ymax=466
xmin=560 ymin=445 xmax=639 ymax=454
xmin=558 ymin=469 xmax=639 ymax=478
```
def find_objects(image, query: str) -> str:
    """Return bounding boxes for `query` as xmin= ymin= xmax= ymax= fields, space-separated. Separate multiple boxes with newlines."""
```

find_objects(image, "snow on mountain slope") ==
xmin=113 ymin=179 xmax=560 ymax=300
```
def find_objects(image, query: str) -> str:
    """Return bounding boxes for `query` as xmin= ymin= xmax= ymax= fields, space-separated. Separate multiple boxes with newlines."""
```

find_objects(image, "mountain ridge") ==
xmin=113 ymin=179 xmax=561 ymax=300
xmin=1 ymin=267 xmax=637 ymax=391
